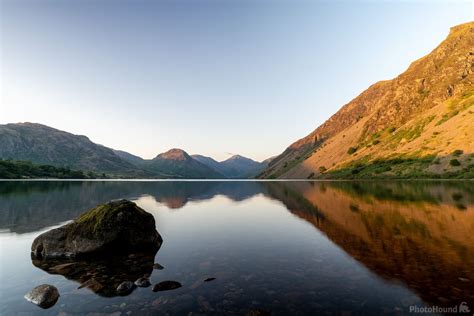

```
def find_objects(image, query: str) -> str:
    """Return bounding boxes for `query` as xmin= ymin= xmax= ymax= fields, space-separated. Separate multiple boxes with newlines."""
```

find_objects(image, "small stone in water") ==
xmin=204 ymin=277 xmax=216 ymax=282
xmin=152 ymin=281 xmax=182 ymax=292
xmin=153 ymin=263 xmax=164 ymax=270
xmin=116 ymin=281 xmax=135 ymax=295
xmin=134 ymin=277 xmax=151 ymax=287
xmin=24 ymin=284 xmax=60 ymax=309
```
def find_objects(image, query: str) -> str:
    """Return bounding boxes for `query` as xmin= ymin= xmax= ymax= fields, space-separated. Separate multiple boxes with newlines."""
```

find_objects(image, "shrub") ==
xmin=372 ymin=140 xmax=380 ymax=145
xmin=388 ymin=127 xmax=396 ymax=133
xmin=319 ymin=166 xmax=327 ymax=173
xmin=307 ymin=172 xmax=315 ymax=179
xmin=452 ymin=149 xmax=463 ymax=157
xmin=449 ymin=159 xmax=461 ymax=166
xmin=349 ymin=204 xmax=360 ymax=212
xmin=347 ymin=147 xmax=357 ymax=155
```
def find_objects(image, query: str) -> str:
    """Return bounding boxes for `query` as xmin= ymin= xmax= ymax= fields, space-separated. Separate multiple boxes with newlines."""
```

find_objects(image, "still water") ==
xmin=0 ymin=180 xmax=473 ymax=315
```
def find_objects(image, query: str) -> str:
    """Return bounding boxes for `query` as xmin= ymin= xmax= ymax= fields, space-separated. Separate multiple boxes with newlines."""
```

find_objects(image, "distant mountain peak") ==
xmin=156 ymin=148 xmax=191 ymax=161
xmin=228 ymin=154 xmax=243 ymax=159
xmin=225 ymin=154 xmax=252 ymax=162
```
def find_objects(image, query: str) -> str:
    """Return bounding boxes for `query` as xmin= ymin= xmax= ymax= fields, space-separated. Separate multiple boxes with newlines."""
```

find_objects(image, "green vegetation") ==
xmin=349 ymin=204 xmax=360 ymax=212
xmin=73 ymin=201 xmax=138 ymax=237
xmin=452 ymin=150 xmax=463 ymax=157
xmin=321 ymin=155 xmax=473 ymax=179
xmin=449 ymin=159 xmax=461 ymax=166
xmin=390 ymin=115 xmax=435 ymax=144
xmin=0 ymin=160 xmax=98 ymax=179
xmin=436 ymin=92 xmax=474 ymax=126
xmin=372 ymin=139 xmax=380 ymax=145
xmin=347 ymin=147 xmax=357 ymax=155
xmin=319 ymin=166 xmax=327 ymax=173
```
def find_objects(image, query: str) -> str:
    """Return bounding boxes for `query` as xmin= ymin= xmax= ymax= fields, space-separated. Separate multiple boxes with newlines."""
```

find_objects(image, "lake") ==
xmin=1 ymin=180 xmax=473 ymax=315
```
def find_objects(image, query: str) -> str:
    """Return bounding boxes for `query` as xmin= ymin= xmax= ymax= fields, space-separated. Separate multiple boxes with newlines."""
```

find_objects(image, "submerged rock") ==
xmin=204 ymin=277 xmax=216 ymax=282
xmin=78 ymin=278 xmax=105 ymax=292
xmin=134 ymin=277 xmax=151 ymax=287
xmin=153 ymin=263 xmax=164 ymax=270
xmin=116 ymin=281 xmax=135 ymax=295
xmin=24 ymin=284 xmax=59 ymax=309
xmin=152 ymin=281 xmax=182 ymax=292
xmin=32 ymin=251 xmax=157 ymax=297
xmin=31 ymin=200 xmax=162 ymax=258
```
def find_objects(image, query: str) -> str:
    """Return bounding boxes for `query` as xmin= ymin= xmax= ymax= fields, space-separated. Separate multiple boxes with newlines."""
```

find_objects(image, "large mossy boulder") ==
xmin=31 ymin=200 xmax=162 ymax=258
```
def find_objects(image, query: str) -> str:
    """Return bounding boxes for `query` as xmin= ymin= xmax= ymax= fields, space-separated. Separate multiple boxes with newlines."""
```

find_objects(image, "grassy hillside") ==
xmin=0 ymin=123 xmax=148 ymax=177
xmin=260 ymin=22 xmax=474 ymax=179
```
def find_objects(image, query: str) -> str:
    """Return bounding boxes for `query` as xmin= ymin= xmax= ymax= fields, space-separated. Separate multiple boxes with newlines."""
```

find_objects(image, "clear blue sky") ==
xmin=1 ymin=0 xmax=472 ymax=161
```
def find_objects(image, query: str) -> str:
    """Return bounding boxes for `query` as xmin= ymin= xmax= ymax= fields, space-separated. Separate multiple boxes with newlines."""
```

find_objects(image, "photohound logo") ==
xmin=459 ymin=302 xmax=470 ymax=313
xmin=409 ymin=302 xmax=471 ymax=314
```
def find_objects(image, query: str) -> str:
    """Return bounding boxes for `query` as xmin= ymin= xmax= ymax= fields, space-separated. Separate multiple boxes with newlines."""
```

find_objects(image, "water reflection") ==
xmin=263 ymin=181 xmax=474 ymax=308
xmin=32 ymin=251 xmax=158 ymax=297
xmin=0 ymin=181 xmax=266 ymax=233
xmin=1 ymin=180 xmax=473 ymax=313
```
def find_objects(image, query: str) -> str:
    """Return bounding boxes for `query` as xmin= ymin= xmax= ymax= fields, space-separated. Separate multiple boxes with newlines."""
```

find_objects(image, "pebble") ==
xmin=116 ymin=281 xmax=135 ymax=295
xmin=204 ymin=277 xmax=216 ymax=282
xmin=153 ymin=263 xmax=164 ymax=270
xmin=24 ymin=284 xmax=60 ymax=309
xmin=134 ymin=277 xmax=151 ymax=287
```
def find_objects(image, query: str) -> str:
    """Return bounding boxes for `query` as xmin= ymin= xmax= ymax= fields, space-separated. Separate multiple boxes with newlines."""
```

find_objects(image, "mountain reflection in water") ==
xmin=263 ymin=181 xmax=474 ymax=308
xmin=0 ymin=180 xmax=473 ymax=314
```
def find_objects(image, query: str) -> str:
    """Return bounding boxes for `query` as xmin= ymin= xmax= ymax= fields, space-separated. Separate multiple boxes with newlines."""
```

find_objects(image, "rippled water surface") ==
xmin=1 ymin=180 xmax=473 ymax=315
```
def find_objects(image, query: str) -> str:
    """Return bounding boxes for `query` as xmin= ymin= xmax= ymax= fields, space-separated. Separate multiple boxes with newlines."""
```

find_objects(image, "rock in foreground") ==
xmin=31 ymin=200 xmax=162 ymax=258
xmin=24 ymin=284 xmax=59 ymax=309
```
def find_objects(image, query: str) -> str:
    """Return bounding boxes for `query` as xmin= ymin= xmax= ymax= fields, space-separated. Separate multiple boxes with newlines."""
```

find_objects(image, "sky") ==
xmin=0 ymin=0 xmax=472 ymax=161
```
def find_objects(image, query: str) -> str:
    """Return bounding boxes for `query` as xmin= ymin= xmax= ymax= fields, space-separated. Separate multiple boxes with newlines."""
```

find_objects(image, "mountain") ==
xmin=145 ymin=149 xmax=224 ymax=179
xmin=260 ymin=22 xmax=474 ymax=179
xmin=0 ymin=123 xmax=148 ymax=177
xmin=261 ymin=156 xmax=276 ymax=166
xmin=113 ymin=149 xmax=145 ymax=166
xmin=192 ymin=155 xmax=227 ymax=175
xmin=0 ymin=123 xmax=261 ymax=179
xmin=193 ymin=154 xmax=268 ymax=178
xmin=220 ymin=155 xmax=267 ymax=178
